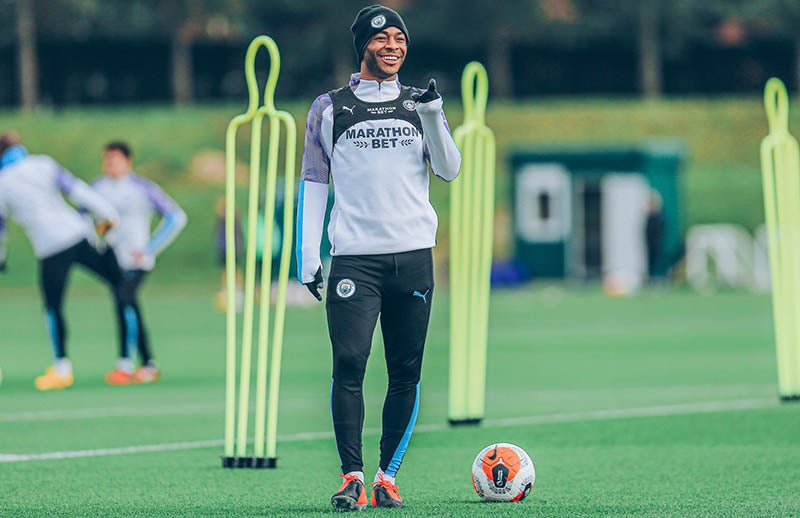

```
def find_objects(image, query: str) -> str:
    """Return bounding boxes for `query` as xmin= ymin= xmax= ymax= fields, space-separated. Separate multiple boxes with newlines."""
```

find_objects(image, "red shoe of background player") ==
xmin=105 ymin=369 xmax=134 ymax=386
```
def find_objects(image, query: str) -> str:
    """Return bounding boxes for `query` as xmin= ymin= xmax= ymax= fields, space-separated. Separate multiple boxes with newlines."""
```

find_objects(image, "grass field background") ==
xmin=1 ymin=97 xmax=797 ymax=515
xmin=2 ymin=281 xmax=799 ymax=516
xmin=0 ymin=96 xmax=779 ymax=286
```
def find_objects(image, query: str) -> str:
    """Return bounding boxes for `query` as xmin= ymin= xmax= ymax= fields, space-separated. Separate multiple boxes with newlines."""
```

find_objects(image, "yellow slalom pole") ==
xmin=224 ymin=35 xmax=296 ymax=468
xmin=265 ymin=111 xmax=296 ymax=462
xmin=760 ymin=77 xmax=800 ymax=401
xmin=466 ymin=126 xmax=486 ymax=416
xmin=449 ymin=125 xmax=470 ymax=422
xmin=449 ymin=62 xmax=495 ymax=424
xmin=253 ymin=114 xmax=280 ymax=460
xmin=235 ymin=82 xmax=266 ymax=461
xmin=251 ymin=40 xmax=282 ymax=460
xmin=248 ymin=37 xmax=297 ymax=467
xmin=223 ymin=36 xmax=264 ymax=464
xmin=469 ymin=126 xmax=496 ymax=418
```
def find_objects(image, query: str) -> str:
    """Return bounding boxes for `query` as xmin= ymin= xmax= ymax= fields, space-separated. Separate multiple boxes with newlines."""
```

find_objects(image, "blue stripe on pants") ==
xmin=123 ymin=306 xmax=139 ymax=358
xmin=386 ymin=383 xmax=420 ymax=476
xmin=330 ymin=378 xmax=345 ymax=469
xmin=44 ymin=309 xmax=62 ymax=359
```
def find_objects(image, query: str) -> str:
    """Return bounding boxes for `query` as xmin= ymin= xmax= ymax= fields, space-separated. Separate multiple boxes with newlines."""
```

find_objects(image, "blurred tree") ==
xmin=404 ymin=0 xmax=547 ymax=98
xmin=570 ymin=0 xmax=666 ymax=97
xmin=573 ymin=0 xmax=752 ymax=97
xmin=3 ymin=0 xmax=799 ymax=107
xmin=16 ymin=0 xmax=38 ymax=110
xmin=741 ymin=0 xmax=800 ymax=93
xmin=253 ymin=0 xmax=360 ymax=90
xmin=637 ymin=0 xmax=662 ymax=97
xmin=152 ymin=0 xmax=249 ymax=104
xmin=27 ymin=0 xmax=251 ymax=105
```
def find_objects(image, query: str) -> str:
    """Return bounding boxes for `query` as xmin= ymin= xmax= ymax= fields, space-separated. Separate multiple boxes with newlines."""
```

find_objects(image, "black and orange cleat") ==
xmin=370 ymin=473 xmax=404 ymax=508
xmin=331 ymin=473 xmax=367 ymax=512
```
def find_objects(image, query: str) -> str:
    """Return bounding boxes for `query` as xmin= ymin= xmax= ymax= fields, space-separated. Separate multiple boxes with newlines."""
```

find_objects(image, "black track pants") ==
xmin=115 ymin=270 xmax=153 ymax=365
xmin=39 ymin=240 xmax=121 ymax=359
xmin=326 ymin=248 xmax=433 ymax=476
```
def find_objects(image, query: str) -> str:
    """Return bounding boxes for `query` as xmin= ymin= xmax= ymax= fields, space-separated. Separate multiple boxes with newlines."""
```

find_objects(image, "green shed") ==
xmin=509 ymin=140 xmax=686 ymax=287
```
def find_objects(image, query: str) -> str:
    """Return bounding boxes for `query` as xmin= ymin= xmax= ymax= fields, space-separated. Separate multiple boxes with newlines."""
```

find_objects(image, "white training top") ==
xmin=92 ymin=172 xmax=187 ymax=271
xmin=0 ymin=153 xmax=118 ymax=261
xmin=295 ymin=74 xmax=462 ymax=283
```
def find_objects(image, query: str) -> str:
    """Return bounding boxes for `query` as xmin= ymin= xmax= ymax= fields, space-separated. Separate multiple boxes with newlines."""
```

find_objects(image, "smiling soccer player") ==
xmin=295 ymin=4 xmax=462 ymax=511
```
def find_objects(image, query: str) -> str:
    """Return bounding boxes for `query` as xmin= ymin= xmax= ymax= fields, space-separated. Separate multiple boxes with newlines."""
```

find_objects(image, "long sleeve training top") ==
xmin=296 ymin=73 xmax=461 ymax=283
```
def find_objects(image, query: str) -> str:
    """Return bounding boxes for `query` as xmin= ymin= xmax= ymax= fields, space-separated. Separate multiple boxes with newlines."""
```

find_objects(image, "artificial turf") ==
xmin=1 ymin=281 xmax=799 ymax=516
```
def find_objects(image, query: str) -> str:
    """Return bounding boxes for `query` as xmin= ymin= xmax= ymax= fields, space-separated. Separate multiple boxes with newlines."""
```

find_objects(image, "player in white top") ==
xmin=91 ymin=141 xmax=187 ymax=385
xmin=0 ymin=131 xmax=121 ymax=391
xmin=296 ymin=5 xmax=461 ymax=510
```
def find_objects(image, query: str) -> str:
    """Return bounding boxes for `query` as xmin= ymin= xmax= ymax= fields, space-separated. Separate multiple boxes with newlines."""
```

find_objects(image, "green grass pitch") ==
xmin=1 ymin=281 xmax=799 ymax=516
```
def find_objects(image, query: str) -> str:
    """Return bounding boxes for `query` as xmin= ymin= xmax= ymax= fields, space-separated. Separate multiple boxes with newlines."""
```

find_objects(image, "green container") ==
xmin=509 ymin=140 xmax=686 ymax=280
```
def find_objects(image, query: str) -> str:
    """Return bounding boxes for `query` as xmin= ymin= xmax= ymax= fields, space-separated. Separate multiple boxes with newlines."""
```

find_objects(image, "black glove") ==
xmin=304 ymin=266 xmax=323 ymax=301
xmin=0 ymin=260 xmax=6 ymax=273
xmin=412 ymin=79 xmax=440 ymax=104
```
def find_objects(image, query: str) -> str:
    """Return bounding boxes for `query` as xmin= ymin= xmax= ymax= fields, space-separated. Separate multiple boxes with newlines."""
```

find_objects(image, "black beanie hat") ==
xmin=351 ymin=5 xmax=410 ymax=61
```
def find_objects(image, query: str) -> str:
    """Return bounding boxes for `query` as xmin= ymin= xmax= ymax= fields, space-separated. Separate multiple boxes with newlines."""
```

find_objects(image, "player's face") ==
xmin=362 ymin=27 xmax=406 ymax=81
xmin=102 ymin=149 xmax=132 ymax=178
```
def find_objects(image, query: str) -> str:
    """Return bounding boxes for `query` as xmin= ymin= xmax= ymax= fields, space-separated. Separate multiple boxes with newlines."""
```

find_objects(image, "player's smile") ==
xmin=362 ymin=27 xmax=407 ymax=81
xmin=378 ymin=53 xmax=402 ymax=67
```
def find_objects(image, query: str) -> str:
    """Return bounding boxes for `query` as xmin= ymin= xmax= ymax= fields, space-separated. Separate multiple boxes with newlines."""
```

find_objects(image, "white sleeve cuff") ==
xmin=296 ymin=180 xmax=329 ymax=283
xmin=415 ymin=96 xmax=443 ymax=115
xmin=419 ymin=106 xmax=462 ymax=182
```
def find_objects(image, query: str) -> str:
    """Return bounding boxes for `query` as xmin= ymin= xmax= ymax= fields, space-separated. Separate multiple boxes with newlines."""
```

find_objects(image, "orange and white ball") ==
xmin=471 ymin=443 xmax=535 ymax=502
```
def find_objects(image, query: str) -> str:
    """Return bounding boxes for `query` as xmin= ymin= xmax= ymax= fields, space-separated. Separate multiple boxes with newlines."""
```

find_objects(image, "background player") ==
xmin=0 ymin=130 xmax=120 ymax=390
xmin=93 ymin=141 xmax=187 ymax=385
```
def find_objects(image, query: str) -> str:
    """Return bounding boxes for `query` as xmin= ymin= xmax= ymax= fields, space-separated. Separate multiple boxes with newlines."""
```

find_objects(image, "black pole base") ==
xmin=221 ymin=456 xmax=253 ymax=468
xmin=448 ymin=418 xmax=482 ymax=427
xmin=221 ymin=456 xmax=277 ymax=468
xmin=253 ymin=457 xmax=278 ymax=469
xmin=780 ymin=394 xmax=800 ymax=402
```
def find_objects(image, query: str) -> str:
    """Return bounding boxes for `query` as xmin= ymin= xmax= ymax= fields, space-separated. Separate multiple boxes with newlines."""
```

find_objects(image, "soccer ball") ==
xmin=471 ymin=443 xmax=535 ymax=502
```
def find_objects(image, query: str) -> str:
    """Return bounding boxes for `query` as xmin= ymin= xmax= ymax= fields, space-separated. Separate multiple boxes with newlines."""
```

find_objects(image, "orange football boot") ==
xmin=331 ymin=473 xmax=367 ymax=512
xmin=370 ymin=473 xmax=404 ymax=508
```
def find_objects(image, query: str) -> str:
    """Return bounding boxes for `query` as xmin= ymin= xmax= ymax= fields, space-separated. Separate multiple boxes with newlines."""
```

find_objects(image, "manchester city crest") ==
xmin=371 ymin=15 xmax=386 ymax=28
xmin=336 ymin=279 xmax=356 ymax=298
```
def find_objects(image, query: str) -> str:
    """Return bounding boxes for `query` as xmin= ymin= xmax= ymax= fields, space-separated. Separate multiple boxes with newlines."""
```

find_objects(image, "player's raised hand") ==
xmin=304 ymin=266 xmax=324 ymax=301
xmin=412 ymin=79 xmax=440 ymax=105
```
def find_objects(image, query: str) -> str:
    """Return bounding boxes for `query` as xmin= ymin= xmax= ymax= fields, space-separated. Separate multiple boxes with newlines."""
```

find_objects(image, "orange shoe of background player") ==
xmin=132 ymin=365 xmax=161 ymax=384
xmin=370 ymin=473 xmax=404 ymax=508
xmin=104 ymin=369 xmax=134 ymax=386
xmin=34 ymin=366 xmax=74 ymax=391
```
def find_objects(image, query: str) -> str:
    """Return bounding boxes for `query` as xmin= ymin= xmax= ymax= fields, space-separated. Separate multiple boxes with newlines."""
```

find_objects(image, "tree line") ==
xmin=2 ymin=0 xmax=799 ymax=109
